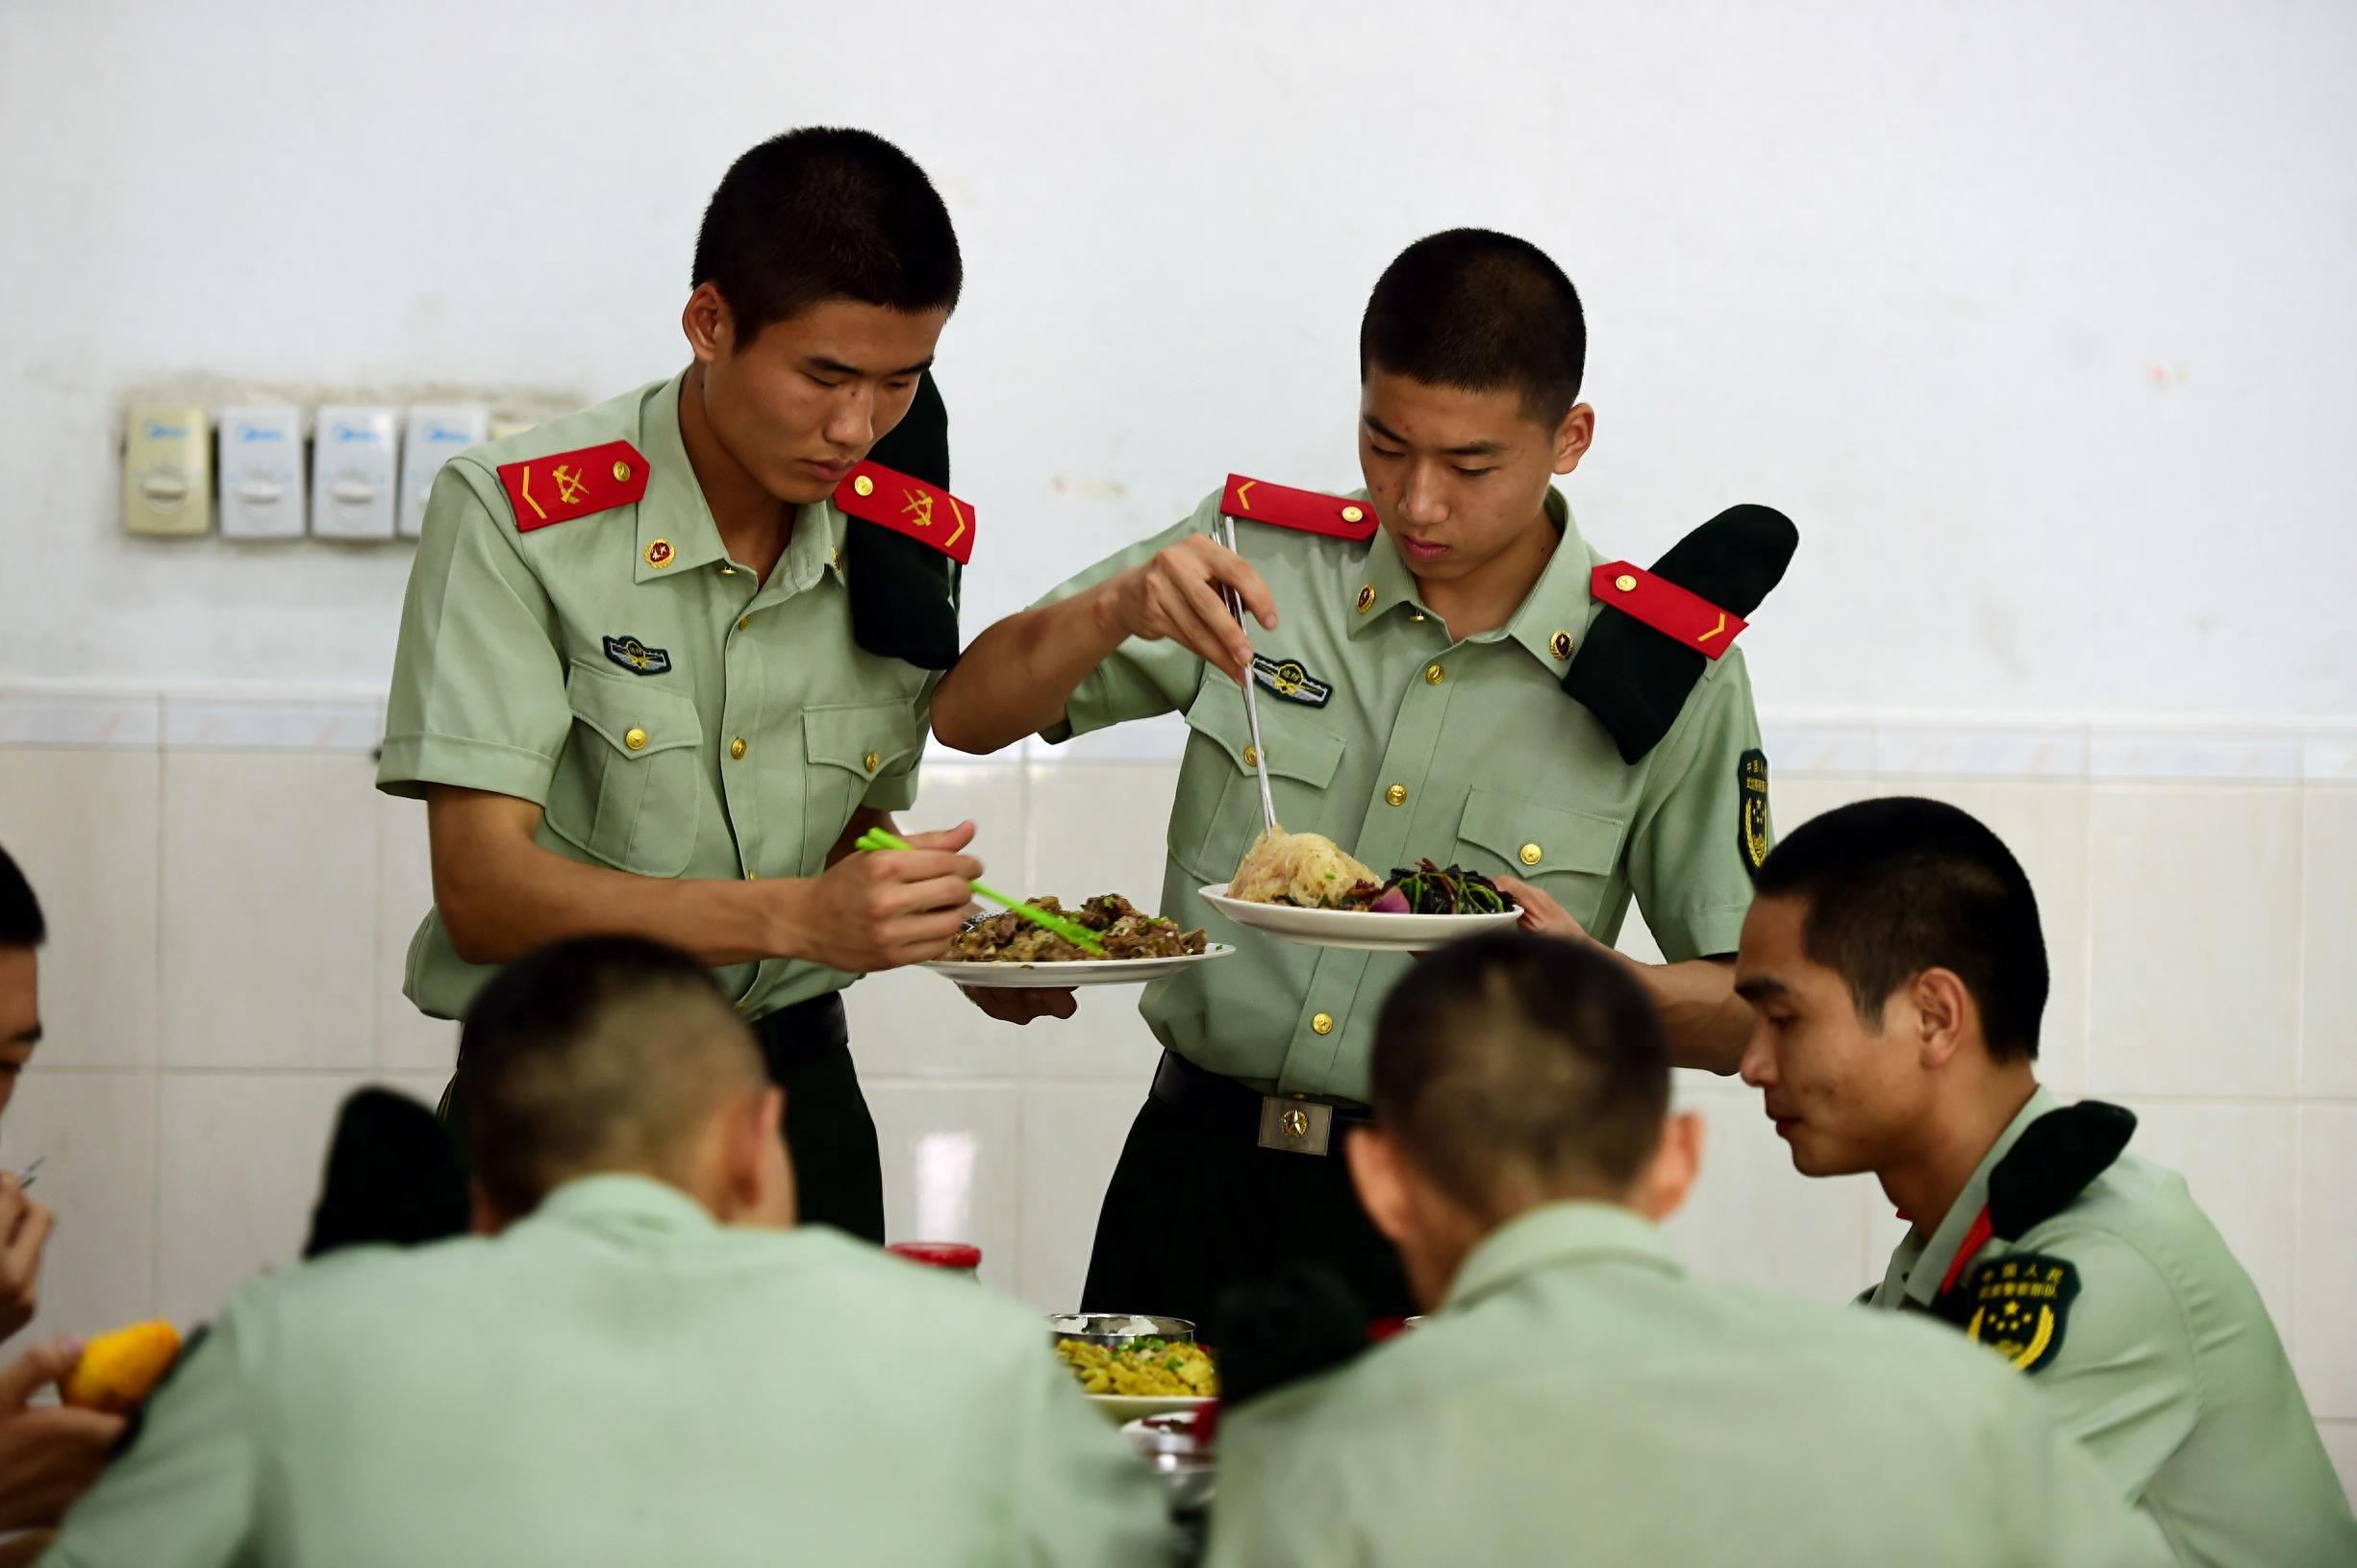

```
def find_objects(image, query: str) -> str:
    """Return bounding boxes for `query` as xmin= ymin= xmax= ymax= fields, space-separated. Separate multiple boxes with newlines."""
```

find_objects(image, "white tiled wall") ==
xmin=1 ymin=692 xmax=2353 ymax=1503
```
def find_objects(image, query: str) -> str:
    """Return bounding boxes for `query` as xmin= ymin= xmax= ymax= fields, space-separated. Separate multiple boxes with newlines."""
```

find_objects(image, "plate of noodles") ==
xmin=922 ymin=895 xmax=1235 ymax=987
xmin=1200 ymin=829 xmax=1521 ymax=952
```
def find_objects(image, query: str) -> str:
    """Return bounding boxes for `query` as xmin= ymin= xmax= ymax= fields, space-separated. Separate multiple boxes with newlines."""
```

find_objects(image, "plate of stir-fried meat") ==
xmin=924 ymin=894 xmax=1234 ymax=987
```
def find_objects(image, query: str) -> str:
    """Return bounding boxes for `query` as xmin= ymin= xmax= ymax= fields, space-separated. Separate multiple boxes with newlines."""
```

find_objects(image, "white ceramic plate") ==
xmin=1198 ymin=884 xmax=1520 ymax=952
xmin=920 ymin=945 xmax=1236 ymax=989
xmin=1091 ymin=1393 xmax=1216 ymax=1425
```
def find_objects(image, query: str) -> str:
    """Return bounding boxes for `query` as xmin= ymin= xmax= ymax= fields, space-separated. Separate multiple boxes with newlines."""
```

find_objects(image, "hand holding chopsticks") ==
xmin=854 ymin=828 xmax=1106 ymax=956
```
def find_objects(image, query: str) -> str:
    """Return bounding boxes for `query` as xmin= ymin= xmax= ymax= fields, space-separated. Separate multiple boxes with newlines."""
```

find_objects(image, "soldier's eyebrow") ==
xmin=1733 ymin=977 xmax=1785 ymax=1004
xmin=807 ymin=355 xmax=936 ymax=380
xmin=1361 ymin=413 xmax=1506 ymax=459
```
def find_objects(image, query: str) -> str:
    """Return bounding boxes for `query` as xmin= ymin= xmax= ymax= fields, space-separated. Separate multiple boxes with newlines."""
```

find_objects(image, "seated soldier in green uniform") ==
xmin=932 ymin=229 xmax=1788 ymax=1321
xmin=1205 ymin=932 xmax=2169 ymax=1568
xmin=1730 ymin=797 xmax=2357 ymax=1566
xmin=44 ymin=938 xmax=1171 ymax=1568
xmin=380 ymin=129 xmax=1016 ymax=1243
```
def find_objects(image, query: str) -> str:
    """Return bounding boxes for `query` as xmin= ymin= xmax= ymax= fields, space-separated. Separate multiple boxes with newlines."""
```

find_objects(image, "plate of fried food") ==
xmin=1049 ymin=1314 xmax=1219 ymax=1423
xmin=1201 ymin=828 xmax=1521 ymax=952
xmin=923 ymin=895 xmax=1235 ymax=987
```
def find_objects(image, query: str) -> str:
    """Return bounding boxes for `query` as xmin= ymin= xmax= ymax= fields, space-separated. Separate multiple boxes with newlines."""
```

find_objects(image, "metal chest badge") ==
xmin=603 ymin=635 xmax=672 ymax=677
xmin=1251 ymin=654 xmax=1333 ymax=709
xmin=1964 ymin=1254 xmax=2080 ymax=1373
xmin=1740 ymin=749 xmax=1771 ymax=873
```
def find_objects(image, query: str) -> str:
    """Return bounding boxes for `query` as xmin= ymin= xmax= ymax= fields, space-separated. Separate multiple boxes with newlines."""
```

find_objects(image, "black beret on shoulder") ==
xmin=1563 ymin=504 xmax=1797 ymax=762
xmin=848 ymin=370 xmax=963 ymax=670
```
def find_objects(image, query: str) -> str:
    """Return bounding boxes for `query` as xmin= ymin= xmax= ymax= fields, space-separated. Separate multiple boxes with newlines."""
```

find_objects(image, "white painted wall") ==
xmin=3 ymin=0 xmax=2353 ymax=713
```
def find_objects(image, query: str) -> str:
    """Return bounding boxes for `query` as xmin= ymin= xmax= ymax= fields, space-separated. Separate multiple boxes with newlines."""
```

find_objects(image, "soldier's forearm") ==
xmin=434 ymin=816 xmax=788 ymax=970
xmin=931 ymin=583 xmax=1126 ymax=754
xmin=1617 ymin=952 xmax=1752 ymax=1076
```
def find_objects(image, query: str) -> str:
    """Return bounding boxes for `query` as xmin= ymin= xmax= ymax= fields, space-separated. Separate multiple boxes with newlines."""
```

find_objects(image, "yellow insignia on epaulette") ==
xmin=1964 ymin=1254 xmax=2080 ymax=1374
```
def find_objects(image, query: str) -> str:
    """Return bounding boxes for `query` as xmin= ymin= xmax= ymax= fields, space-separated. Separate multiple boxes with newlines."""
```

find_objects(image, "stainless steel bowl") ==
xmin=1046 ymin=1312 xmax=1196 ymax=1348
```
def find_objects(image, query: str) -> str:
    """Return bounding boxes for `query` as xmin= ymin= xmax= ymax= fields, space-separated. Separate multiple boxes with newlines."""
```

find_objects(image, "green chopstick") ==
xmin=854 ymin=828 xmax=1107 ymax=956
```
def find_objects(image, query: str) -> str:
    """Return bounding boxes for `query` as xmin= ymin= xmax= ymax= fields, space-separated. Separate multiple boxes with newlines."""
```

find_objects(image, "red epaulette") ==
xmin=835 ymin=461 xmax=976 ymax=565
xmin=496 ymin=441 xmax=649 ymax=533
xmin=1220 ymin=474 xmax=1378 ymax=542
xmin=1591 ymin=562 xmax=1748 ymax=660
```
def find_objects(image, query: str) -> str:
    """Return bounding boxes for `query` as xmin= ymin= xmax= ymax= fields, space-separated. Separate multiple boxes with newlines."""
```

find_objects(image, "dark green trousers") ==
xmin=440 ymin=992 xmax=885 ymax=1244
xmin=1080 ymin=1081 xmax=1410 ymax=1326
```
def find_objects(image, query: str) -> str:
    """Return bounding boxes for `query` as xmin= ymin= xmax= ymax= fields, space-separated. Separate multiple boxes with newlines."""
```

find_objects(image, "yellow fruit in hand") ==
xmin=63 ymin=1320 xmax=183 ymax=1414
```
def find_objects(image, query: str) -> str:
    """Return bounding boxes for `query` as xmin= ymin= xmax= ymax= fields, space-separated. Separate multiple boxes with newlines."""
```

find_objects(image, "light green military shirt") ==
xmin=1040 ymin=486 xmax=1767 ymax=1099
xmin=1870 ymin=1087 xmax=2357 ymax=1567
xmin=379 ymin=374 xmax=934 ymax=1022
xmin=1206 ymin=1201 xmax=2169 ymax=1568
xmin=46 ymin=1175 xmax=1171 ymax=1568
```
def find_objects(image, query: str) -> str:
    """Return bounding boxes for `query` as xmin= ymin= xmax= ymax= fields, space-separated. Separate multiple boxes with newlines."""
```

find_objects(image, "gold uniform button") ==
xmin=1520 ymin=843 xmax=1543 ymax=866
xmin=853 ymin=474 xmax=875 ymax=497
xmin=717 ymin=565 xmax=737 ymax=577
xmin=1411 ymin=611 xmax=1427 ymax=624
xmin=729 ymin=737 xmax=747 ymax=760
xmin=1311 ymin=1012 xmax=1335 ymax=1036
xmin=1614 ymin=573 xmax=1638 ymax=593
xmin=1355 ymin=585 xmax=1376 ymax=614
xmin=1386 ymin=784 xmax=1408 ymax=808
xmin=738 ymin=616 xmax=751 ymax=631
xmin=1425 ymin=663 xmax=1445 ymax=685
xmin=1242 ymin=745 xmax=1259 ymax=768
xmin=1550 ymin=630 xmax=1574 ymax=660
xmin=612 ymin=459 xmax=632 ymax=483
xmin=624 ymin=728 xmax=648 ymax=751
xmin=1340 ymin=505 xmax=1365 ymax=524
xmin=864 ymin=750 xmax=881 ymax=773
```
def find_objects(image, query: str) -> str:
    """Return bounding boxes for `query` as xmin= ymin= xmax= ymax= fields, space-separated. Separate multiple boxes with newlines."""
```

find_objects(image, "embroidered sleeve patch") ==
xmin=1740 ymin=749 xmax=1771 ymax=873
xmin=1964 ymin=1254 xmax=2080 ymax=1373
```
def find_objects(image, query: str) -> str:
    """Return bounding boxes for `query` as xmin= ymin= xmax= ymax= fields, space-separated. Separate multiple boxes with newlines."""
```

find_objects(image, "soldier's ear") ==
xmin=1911 ymin=966 xmax=1972 ymax=1071
xmin=1633 ymin=1110 xmax=1705 ymax=1223
xmin=1344 ymin=1126 xmax=1417 ymax=1246
xmin=1551 ymin=402 xmax=1595 ymax=477
xmin=682 ymin=282 xmax=731 ymax=363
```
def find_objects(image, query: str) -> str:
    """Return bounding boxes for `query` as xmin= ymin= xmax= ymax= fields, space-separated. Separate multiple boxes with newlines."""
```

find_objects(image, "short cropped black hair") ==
xmin=458 ymin=936 xmax=762 ymax=1217
xmin=1753 ymin=798 xmax=2047 ymax=1062
xmin=692 ymin=126 xmax=962 ymax=346
xmin=1360 ymin=229 xmax=1587 ymax=422
xmin=0 ymin=846 xmax=41 ymax=949
xmin=1373 ymin=932 xmax=1668 ymax=1217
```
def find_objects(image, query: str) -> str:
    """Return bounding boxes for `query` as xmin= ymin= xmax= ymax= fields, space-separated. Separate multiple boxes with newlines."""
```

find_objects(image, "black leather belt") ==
xmin=1149 ymin=1051 xmax=1372 ymax=1157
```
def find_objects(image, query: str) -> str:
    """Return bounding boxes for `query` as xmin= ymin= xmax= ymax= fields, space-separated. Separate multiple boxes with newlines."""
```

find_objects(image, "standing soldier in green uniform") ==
xmin=379 ymin=129 xmax=995 ymax=1242
xmin=931 ymin=230 xmax=1793 ymax=1319
xmin=1733 ymin=797 xmax=2357 ymax=1565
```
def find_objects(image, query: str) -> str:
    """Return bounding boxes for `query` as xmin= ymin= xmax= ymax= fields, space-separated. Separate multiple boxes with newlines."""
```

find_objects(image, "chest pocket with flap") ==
xmin=1170 ymin=678 xmax=1350 ymax=881
xmin=800 ymin=700 xmax=926 ymax=866
xmin=1453 ymin=787 xmax=1626 ymax=930
xmin=544 ymin=661 xmax=706 ymax=878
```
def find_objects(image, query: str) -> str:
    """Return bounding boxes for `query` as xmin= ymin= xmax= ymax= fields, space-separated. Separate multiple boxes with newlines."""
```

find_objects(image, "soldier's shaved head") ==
xmin=1361 ymin=229 xmax=1588 ymax=424
xmin=459 ymin=936 xmax=769 ymax=1219
xmin=693 ymin=126 xmax=962 ymax=345
xmin=1371 ymin=932 xmax=1669 ymax=1219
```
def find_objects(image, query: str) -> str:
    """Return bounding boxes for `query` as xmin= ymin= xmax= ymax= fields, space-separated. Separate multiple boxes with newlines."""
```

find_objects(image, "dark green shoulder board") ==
xmin=1988 ymin=1100 xmax=2138 ymax=1240
xmin=848 ymin=371 xmax=962 ymax=669
xmin=1562 ymin=504 xmax=1797 ymax=762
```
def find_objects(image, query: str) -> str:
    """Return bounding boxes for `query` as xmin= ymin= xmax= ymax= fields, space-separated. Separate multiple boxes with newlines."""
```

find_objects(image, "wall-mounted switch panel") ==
xmin=217 ymin=405 xmax=307 ymax=538
xmin=311 ymin=405 xmax=400 ymax=539
xmin=123 ymin=405 xmax=212 ymax=536
xmin=398 ymin=404 xmax=489 ymax=538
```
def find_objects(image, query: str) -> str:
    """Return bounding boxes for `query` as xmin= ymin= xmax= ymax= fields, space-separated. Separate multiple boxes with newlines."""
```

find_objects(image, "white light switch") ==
xmin=311 ymin=405 xmax=400 ymax=539
xmin=217 ymin=406 xmax=307 ymax=538
xmin=399 ymin=404 xmax=489 ymax=538
xmin=122 ymin=405 xmax=212 ymax=536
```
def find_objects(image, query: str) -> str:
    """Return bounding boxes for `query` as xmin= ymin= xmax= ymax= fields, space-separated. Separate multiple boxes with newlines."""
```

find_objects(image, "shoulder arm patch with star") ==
xmin=1963 ymin=1252 xmax=2082 ymax=1373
